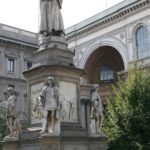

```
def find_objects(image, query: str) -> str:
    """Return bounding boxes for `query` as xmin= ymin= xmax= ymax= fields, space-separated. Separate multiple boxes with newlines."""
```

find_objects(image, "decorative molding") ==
xmin=66 ymin=0 xmax=150 ymax=42
xmin=0 ymin=75 xmax=27 ymax=83
xmin=79 ymin=37 xmax=128 ymax=70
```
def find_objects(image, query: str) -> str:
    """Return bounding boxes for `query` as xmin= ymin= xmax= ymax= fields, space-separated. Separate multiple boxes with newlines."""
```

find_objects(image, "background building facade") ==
xmin=66 ymin=0 xmax=150 ymax=101
xmin=0 ymin=24 xmax=38 ymax=121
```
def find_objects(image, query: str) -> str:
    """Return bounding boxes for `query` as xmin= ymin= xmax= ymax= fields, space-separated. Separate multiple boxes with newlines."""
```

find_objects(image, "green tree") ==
xmin=103 ymin=67 xmax=150 ymax=150
xmin=0 ymin=118 xmax=7 ymax=150
xmin=0 ymin=118 xmax=7 ymax=137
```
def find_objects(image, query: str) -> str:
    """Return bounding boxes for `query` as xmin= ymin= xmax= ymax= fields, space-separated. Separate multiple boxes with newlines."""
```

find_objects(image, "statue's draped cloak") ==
xmin=39 ymin=0 xmax=64 ymax=34
xmin=91 ymin=91 xmax=103 ymax=118
xmin=7 ymin=95 xmax=17 ymax=118
xmin=41 ymin=85 xmax=59 ymax=111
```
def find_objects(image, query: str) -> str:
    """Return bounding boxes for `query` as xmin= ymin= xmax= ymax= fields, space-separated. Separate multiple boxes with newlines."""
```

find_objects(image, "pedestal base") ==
xmin=39 ymin=35 xmax=67 ymax=50
xmin=1 ymin=132 xmax=107 ymax=150
xmin=34 ymin=35 xmax=74 ymax=67
xmin=1 ymin=140 xmax=20 ymax=150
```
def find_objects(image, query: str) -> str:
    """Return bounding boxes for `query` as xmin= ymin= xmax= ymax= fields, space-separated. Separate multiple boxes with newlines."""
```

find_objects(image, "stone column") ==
xmin=80 ymin=84 xmax=92 ymax=130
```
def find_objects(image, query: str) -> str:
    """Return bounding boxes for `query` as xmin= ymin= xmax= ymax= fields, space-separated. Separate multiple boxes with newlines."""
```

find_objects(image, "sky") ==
xmin=0 ymin=0 xmax=123 ymax=33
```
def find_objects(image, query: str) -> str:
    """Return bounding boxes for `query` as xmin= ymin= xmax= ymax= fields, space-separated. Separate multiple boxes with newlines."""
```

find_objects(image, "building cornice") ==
xmin=0 ymin=23 xmax=38 ymax=48
xmin=65 ymin=0 xmax=150 ymax=42
xmin=0 ymin=75 xmax=27 ymax=83
xmin=0 ymin=37 xmax=38 ymax=48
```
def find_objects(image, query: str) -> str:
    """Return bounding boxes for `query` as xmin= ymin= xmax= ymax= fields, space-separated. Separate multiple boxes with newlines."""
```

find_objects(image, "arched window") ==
xmin=100 ymin=65 xmax=114 ymax=82
xmin=136 ymin=26 xmax=149 ymax=59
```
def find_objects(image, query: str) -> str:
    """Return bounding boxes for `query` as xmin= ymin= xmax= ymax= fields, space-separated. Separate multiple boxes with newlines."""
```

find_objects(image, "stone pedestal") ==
xmin=38 ymin=36 xmax=68 ymax=50
xmin=90 ymin=119 xmax=97 ymax=134
xmin=0 ymin=35 xmax=107 ymax=150
xmin=1 ymin=140 xmax=20 ymax=150
xmin=34 ymin=36 xmax=74 ymax=67
xmin=23 ymin=65 xmax=83 ymax=126
xmin=39 ymin=136 xmax=60 ymax=150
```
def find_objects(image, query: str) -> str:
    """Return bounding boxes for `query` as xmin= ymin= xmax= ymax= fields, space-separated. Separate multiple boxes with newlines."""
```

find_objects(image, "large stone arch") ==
xmin=79 ymin=38 xmax=128 ymax=70
xmin=79 ymin=38 xmax=127 ymax=103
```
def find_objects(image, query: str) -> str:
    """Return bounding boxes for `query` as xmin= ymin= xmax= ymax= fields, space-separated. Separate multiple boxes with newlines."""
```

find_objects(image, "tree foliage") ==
xmin=0 ymin=118 xmax=7 ymax=137
xmin=103 ymin=67 xmax=150 ymax=150
xmin=0 ymin=117 xmax=7 ymax=150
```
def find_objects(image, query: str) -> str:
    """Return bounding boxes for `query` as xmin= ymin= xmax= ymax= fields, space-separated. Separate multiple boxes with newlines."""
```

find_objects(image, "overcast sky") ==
xmin=0 ymin=0 xmax=123 ymax=32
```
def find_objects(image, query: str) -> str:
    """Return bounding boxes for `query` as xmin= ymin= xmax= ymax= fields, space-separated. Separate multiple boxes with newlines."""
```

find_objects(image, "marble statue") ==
xmin=5 ymin=87 xmax=20 ymax=139
xmin=90 ymin=84 xmax=103 ymax=134
xmin=39 ymin=0 xmax=64 ymax=37
xmin=40 ymin=76 xmax=60 ymax=133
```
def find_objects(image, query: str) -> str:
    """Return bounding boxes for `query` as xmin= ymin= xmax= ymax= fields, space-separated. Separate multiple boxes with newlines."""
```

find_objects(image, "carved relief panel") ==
xmin=31 ymin=82 xmax=43 ymax=124
xmin=59 ymin=81 xmax=78 ymax=122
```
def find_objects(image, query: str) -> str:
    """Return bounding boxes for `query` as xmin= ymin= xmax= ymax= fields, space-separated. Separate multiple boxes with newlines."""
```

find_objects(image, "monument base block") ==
xmin=1 ymin=133 xmax=107 ymax=150
xmin=1 ymin=140 xmax=20 ymax=150
xmin=39 ymin=136 xmax=60 ymax=150
xmin=34 ymin=36 xmax=74 ymax=67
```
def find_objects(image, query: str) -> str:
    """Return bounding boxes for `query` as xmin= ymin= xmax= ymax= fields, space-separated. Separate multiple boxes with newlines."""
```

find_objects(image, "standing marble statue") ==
xmin=40 ymin=76 xmax=60 ymax=133
xmin=90 ymin=85 xmax=103 ymax=134
xmin=39 ymin=0 xmax=64 ymax=36
xmin=5 ymin=87 xmax=20 ymax=139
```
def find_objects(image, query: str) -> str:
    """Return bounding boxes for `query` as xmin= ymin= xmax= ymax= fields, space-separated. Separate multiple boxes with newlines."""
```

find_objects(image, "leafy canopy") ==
xmin=103 ymin=67 xmax=150 ymax=150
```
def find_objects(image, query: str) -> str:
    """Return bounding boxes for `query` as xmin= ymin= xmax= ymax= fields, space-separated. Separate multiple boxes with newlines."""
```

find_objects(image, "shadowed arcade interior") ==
xmin=84 ymin=46 xmax=125 ymax=84
xmin=84 ymin=46 xmax=125 ymax=103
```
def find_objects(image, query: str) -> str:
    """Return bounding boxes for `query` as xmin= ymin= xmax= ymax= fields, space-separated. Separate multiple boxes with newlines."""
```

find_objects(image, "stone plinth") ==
xmin=0 ymin=34 xmax=107 ymax=150
xmin=39 ymin=135 xmax=60 ymax=150
xmin=1 ymin=140 xmax=20 ymax=150
xmin=80 ymin=84 xmax=92 ymax=102
xmin=23 ymin=65 xmax=83 ymax=126
xmin=34 ymin=36 xmax=74 ymax=67
xmin=39 ymin=36 xmax=68 ymax=50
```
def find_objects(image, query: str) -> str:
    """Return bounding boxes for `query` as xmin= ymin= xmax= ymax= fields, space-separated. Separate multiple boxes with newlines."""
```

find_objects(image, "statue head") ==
xmin=7 ymin=87 xmax=14 ymax=95
xmin=47 ymin=76 xmax=55 ymax=86
xmin=91 ymin=84 xmax=99 ymax=92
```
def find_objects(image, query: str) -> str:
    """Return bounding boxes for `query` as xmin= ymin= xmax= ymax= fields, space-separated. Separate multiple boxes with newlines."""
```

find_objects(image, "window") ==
xmin=136 ymin=26 xmax=149 ymax=59
xmin=100 ymin=65 xmax=114 ymax=82
xmin=26 ymin=61 xmax=32 ymax=70
xmin=8 ymin=58 xmax=15 ymax=72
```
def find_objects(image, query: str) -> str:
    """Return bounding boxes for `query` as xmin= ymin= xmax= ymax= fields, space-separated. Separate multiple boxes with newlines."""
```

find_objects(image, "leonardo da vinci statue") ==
xmin=39 ymin=0 xmax=65 ymax=36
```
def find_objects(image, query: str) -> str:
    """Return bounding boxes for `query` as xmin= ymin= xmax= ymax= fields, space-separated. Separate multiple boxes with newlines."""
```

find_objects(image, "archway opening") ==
xmin=84 ymin=46 xmax=124 ymax=84
xmin=84 ymin=46 xmax=125 ymax=103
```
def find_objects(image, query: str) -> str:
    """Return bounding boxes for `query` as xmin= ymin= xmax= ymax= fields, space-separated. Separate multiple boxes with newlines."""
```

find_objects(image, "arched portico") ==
xmin=79 ymin=38 xmax=128 ymax=70
xmin=79 ymin=38 xmax=127 ymax=86
xmin=80 ymin=42 xmax=125 ymax=103
xmin=83 ymin=45 xmax=125 ymax=84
